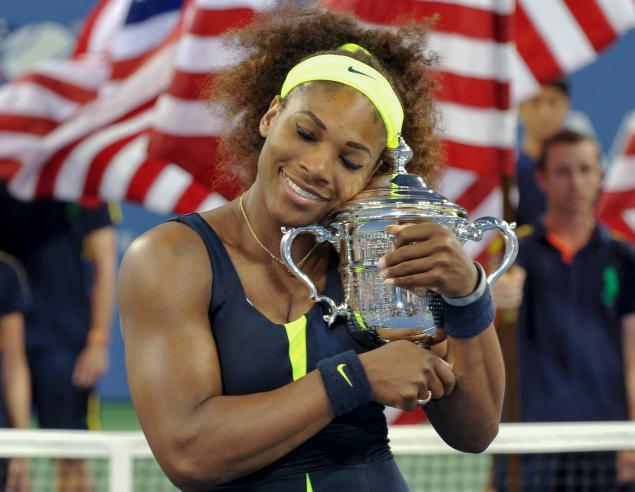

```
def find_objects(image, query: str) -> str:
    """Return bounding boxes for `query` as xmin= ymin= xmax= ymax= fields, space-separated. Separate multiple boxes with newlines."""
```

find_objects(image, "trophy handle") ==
xmin=280 ymin=225 xmax=348 ymax=326
xmin=456 ymin=217 xmax=519 ymax=285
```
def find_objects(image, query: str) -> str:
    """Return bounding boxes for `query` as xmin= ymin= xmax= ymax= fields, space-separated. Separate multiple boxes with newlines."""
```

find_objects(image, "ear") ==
xmin=259 ymin=96 xmax=283 ymax=138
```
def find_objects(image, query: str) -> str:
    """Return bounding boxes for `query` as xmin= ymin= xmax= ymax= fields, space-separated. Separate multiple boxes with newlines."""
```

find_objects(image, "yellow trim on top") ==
xmin=284 ymin=316 xmax=308 ymax=381
xmin=306 ymin=472 xmax=314 ymax=492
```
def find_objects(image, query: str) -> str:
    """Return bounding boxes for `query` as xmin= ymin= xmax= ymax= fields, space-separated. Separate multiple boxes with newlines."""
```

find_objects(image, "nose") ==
xmin=299 ymin=145 xmax=334 ymax=186
xmin=570 ymin=169 xmax=586 ymax=190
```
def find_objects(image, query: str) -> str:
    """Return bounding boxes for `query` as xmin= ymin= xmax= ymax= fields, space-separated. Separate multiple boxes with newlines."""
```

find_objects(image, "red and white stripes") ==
xmin=598 ymin=112 xmax=635 ymax=243
xmin=1 ymin=0 xmax=634 ymax=216
xmin=512 ymin=0 xmax=635 ymax=102
xmin=323 ymin=0 xmax=515 ymax=260
xmin=2 ymin=0 xmax=271 ymax=213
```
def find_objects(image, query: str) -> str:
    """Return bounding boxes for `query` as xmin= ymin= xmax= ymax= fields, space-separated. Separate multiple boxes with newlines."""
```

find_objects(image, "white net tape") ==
xmin=0 ymin=422 xmax=634 ymax=491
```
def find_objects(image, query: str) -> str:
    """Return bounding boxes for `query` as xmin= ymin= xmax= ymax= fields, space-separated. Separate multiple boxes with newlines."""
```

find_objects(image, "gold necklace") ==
xmin=239 ymin=193 xmax=319 ymax=272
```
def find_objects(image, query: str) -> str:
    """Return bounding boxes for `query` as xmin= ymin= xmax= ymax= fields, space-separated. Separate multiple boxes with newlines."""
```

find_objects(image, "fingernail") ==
xmin=383 ymin=278 xmax=395 ymax=285
xmin=377 ymin=257 xmax=386 ymax=269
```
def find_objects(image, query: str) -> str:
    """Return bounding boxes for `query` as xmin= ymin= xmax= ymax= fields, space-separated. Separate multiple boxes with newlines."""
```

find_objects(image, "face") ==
xmin=537 ymin=141 xmax=602 ymax=215
xmin=256 ymin=83 xmax=387 ymax=226
xmin=519 ymin=85 xmax=570 ymax=142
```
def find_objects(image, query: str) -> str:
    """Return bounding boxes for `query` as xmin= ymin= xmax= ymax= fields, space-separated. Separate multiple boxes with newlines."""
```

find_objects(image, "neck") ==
xmin=543 ymin=208 xmax=596 ymax=245
xmin=522 ymin=136 xmax=545 ymax=160
xmin=239 ymin=185 xmax=318 ymax=268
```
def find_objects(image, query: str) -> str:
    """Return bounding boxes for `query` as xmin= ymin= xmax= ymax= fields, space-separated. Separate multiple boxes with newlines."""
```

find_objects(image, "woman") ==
xmin=118 ymin=7 xmax=504 ymax=491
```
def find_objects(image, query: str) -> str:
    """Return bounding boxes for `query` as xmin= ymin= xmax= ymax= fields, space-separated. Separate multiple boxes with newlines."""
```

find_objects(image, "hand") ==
xmin=491 ymin=266 xmax=526 ymax=309
xmin=617 ymin=449 xmax=635 ymax=483
xmin=359 ymin=340 xmax=456 ymax=411
xmin=72 ymin=343 xmax=109 ymax=389
xmin=379 ymin=223 xmax=478 ymax=298
xmin=376 ymin=327 xmax=447 ymax=348
xmin=6 ymin=457 xmax=29 ymax=492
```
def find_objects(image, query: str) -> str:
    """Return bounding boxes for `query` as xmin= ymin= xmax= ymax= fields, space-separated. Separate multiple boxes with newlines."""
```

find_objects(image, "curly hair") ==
xmin=208 ymin=6 xmax=443 ymax=189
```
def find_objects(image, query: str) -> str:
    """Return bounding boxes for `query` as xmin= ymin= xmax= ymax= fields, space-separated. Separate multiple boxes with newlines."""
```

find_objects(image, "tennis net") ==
xmin=0 ymin=422 xmax=634 ymax=491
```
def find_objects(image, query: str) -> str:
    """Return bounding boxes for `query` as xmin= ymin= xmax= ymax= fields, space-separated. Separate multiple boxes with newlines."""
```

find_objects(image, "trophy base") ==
xmin=345 ymin=310 xmax=445 ymax=349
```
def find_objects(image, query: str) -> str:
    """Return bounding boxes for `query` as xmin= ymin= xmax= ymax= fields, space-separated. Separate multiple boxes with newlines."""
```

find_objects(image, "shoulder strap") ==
xmin=169 ymin=213 xmax=243 ymax=311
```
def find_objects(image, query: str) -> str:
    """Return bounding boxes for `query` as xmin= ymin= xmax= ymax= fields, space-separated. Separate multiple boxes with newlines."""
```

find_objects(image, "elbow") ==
xmin=158 ymin=435 xmax=230 ymax=489
xmin=450 ymin=420 xmax=499 ymax=454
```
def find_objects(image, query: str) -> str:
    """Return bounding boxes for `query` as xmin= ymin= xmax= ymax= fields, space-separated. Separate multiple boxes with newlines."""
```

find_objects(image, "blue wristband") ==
xmin=440 ymin=263 xmax=495 ymax=339
xmin=317 ymin=350 xmax=372 ymax=417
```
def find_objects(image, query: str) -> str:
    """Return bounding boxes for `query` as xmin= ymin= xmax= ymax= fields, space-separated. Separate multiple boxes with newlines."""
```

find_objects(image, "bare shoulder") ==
xmin=117 ymin=221 xmax=212 ymax=331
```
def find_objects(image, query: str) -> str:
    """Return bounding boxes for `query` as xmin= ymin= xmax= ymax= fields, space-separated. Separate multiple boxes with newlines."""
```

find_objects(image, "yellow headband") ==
xmin=279 ymin=53 xmax=403 ymax=149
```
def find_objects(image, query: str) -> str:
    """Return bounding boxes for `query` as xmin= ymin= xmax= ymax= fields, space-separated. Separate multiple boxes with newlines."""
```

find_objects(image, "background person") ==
xmin=0 ymin=251 xmax=31 ymax=492
xmin=119 ymin=7 xmax=505 ymax=491
xmin=493 ymin=130 xmax=635 ymax=491
xmin=0 ymin=186 xmax=119 ymax=492
xmin=515 ymin=79 xmax=570 ymax=226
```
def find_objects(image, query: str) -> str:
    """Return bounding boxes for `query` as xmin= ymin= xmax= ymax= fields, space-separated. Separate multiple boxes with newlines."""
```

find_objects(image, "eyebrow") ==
xmin=345 ymin=141 xmax=371 ymax=156
xmin=298 ymin=110 xmax=326 ymax=130
xmin=298 ymin=110 xmax=372 ymax=156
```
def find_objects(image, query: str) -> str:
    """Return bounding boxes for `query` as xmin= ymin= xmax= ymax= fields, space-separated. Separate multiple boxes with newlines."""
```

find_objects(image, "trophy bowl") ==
xmin=281 ymin=138 xmax=518 ymax=348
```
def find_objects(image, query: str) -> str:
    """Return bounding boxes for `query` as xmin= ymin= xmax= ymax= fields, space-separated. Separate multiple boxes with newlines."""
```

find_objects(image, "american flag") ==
xmin=1 ymin=0 xmax=634 ymax=220
xmin=598 ymin=111 xmax=635 ymax=243
xmin=0 ymin=0 xmax=272 ymax=213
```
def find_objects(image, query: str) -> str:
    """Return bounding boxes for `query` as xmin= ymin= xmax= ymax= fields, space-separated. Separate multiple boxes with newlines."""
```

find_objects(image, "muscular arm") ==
xmin=424 ymin=325 xmax=505 ymax=453
xmin=118 ymin=224 xmax=334 ymax=489
xmin=0 ymin=312 xmax=31 ymax=429
xmin=381 ymin=223 xmax=506 ymax=452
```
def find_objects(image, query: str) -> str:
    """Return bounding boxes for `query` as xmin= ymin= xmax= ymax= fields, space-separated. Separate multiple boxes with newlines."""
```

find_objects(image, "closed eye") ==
xmin=296 ymin=124 xmax=315 ymax=142
xmin=341 ymin=156 xmax=363 ymax=171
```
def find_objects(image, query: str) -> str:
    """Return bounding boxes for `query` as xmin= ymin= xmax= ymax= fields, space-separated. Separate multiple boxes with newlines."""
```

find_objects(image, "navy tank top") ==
xmin=172 ymin=214 xmax=393 ymax=486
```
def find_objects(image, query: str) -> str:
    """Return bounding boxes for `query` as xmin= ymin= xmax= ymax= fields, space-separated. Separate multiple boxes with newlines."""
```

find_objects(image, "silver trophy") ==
xmin=280 ymin=135 xmax=518 ymax=347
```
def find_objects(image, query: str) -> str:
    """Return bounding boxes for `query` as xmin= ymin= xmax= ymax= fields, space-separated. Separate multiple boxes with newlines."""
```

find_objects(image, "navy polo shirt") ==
xmin=516 ymin=222 xmax=635 ymax=422
xmin=0 ymin=185 xmax=115 ymax=350
xmin=516 ymin=152 xmax=546 ymax=226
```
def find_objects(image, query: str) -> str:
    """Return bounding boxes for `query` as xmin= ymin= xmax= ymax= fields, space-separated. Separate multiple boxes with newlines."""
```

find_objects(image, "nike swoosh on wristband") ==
xmin=347 ymin=66 xmax=375 ymax=79
xmin=337 ymin=363 xmax=353 ymax=387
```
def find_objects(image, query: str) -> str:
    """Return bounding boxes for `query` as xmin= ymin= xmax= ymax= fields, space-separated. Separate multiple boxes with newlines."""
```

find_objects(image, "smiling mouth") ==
xmin=282 ymin=171 xmax=323 ymax=201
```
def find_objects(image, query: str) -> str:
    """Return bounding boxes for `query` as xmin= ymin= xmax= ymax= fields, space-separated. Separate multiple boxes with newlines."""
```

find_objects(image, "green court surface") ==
xmin=100 ymin=399 xmax=141 ymax=430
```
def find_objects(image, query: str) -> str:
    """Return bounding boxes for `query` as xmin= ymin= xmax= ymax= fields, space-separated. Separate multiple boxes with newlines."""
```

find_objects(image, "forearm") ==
xmin=622 ymin=315 xmax=635 ymax=420
xmin=87 ymin=228 xmax=117 ymax=341
xmin=425 ymin=324 xmax=505 ymax=453
xmin=625 ymin=353 xmax=635 ymax=420
xmin=147 ymin=371 xmax=333 ymax=489
xmin=2 ymin=353 xmax=31 ymax=429
xmin=90 ymin=266 xmax=116 ymax=334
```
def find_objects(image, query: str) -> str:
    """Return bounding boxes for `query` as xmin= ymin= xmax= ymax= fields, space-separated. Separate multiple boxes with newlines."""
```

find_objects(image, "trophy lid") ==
xmin=330 ymin=136 xmax=467 ymax=223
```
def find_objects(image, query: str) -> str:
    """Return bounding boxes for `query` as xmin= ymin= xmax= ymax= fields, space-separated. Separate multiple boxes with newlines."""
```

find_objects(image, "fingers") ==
xmin=72 ymin=363 xmax=95 ymax=389
xmin=492 ymin=266 xmax=526 ymax=309
xmin=379 ymin=223 xmax=477 ymax=297
xmin=376 ymin=328 xmax=434 ymax=344
xmin=72 ymin=358 xmax=102 ymax=388
xmin=425 ymin=357 xmax=456 ymax=400
xmin=617 ymin=450 xmax=635 ymax=483
xmin=381 ymin=224 xmax=457 ymax=265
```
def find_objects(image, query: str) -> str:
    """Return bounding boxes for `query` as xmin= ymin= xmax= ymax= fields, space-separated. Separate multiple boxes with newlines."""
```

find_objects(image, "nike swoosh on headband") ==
xmin=347 ymin=66 xmax=375 ymax=79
